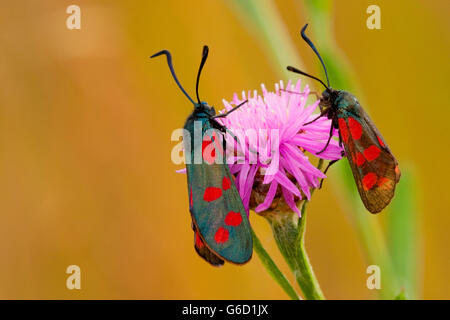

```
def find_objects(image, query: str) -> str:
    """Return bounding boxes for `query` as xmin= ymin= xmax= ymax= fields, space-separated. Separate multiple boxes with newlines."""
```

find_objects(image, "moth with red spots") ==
xmin=152 ymin=46 xmax=252 ymax=265
xmin=288 ymin=25 xmax=400 ymax=213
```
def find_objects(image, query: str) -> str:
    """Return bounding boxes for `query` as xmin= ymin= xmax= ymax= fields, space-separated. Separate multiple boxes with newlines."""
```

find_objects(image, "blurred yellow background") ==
xmin=0 ymin=0 xmax=448 ymax=299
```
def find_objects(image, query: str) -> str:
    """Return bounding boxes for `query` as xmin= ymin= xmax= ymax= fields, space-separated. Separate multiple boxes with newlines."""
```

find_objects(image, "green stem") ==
xmin=296 ymin=158 xmax=322 ymax=240
xmin=267 ymin=210 xmax=324 ymax=300
xmin=251 ymin=228 xmax=300 ymax=300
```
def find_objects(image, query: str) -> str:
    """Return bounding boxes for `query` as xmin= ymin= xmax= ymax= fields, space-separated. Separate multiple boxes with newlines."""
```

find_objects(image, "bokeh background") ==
xmin=0 ymin=0 xmax=448 ymax=299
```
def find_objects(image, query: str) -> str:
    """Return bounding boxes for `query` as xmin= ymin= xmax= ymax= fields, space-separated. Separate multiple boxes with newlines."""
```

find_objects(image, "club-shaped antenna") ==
xmin=195 ymin=45 xmax=209 ymax=105
xmin=286 ymin=24 xmax=331 ymax=90
xmin=151 ymin=50 xmax=195 ymax=105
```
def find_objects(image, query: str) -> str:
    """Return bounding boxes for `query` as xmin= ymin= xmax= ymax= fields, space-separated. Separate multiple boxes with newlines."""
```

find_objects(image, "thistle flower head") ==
xmin=218 ymin=80 xmax=343 ymax=216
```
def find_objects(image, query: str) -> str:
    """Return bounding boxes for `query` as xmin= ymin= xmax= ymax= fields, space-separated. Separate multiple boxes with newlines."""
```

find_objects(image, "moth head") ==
xmin=320 ymin=88 xmax=337 ymax=110
xmin=196 ymin=101 xmax=215 ymax=116
xmin=321 ymin=89 xmax=330 ymax=100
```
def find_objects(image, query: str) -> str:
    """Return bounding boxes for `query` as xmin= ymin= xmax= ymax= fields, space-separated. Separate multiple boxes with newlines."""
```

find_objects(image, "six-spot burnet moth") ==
xmin=151 ymin=46 xmax=252 ymax=266
xmin=287 ymin=24 xmax=400 ymax=213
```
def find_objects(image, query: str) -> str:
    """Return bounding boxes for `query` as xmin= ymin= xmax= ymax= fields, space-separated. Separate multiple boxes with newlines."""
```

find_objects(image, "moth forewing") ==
xmin=287 ymin=24 xmax=400 ymax=214
xmin=337 ymin=104 xmax=400 ymax=213
xmin=193 ymin=225 xmax=224 ymax=266
xmin=186 ymin=113 xmax=252 ymax=265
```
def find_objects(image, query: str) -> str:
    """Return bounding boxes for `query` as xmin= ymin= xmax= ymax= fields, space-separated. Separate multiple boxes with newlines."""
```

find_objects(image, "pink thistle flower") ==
xmin=218 ymin=80 xmax=343 ymax=216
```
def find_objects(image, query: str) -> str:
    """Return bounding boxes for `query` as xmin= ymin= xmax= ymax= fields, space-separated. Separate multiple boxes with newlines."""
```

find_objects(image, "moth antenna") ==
xmin=287 ymin=66 xmax=329 ymax=90
xmin=301 ymin=24 xmax=330 ymax=87
xmin=196 ymin=45 xmax=209 ymax=105
xmin=151 ymin=50 xmax=195 ymax=105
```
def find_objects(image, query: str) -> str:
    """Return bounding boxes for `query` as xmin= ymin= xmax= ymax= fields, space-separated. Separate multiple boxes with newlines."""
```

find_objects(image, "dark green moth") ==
xmin=287 ymin=24 xmax=400 ymax=213
xmin=151 ymin=46 xmax=252 ymax=266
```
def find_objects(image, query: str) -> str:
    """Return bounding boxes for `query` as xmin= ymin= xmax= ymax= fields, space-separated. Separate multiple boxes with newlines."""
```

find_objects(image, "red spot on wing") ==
xmin=222 ymin=177 xmax=231 ymax=190
xmin=355 ymin=152 xmax=366 ymax=166
xmin=202 ymin=139 xmax=214 ymax=155
xmin=395 ymin=165 xmax=401 ymax=182
xmin=214 ymin=227 xmax=229 ymax=244
xmin=190 ymin=188 xmax=193 ymax=208
xmin=376 ymin=177 xmax=391 ymax=190
xmin=213 ymin=133 xmax=224 ymax=156
xmin=338 ymin=118 xmax=349 ymax=143
xmin=202 ymin=136 xmax=216 ymax=164
xmin=362 ymin=172 xmax=378 ymax=191
xmin=225 ymin=211 xmax=242 ymax=227
xmin=195 ymin=232 xmax=204 ymax=248
xmin=203 ymin=187 xmax=222 ymax=202
xmin=363 ymin=145 xmax=381 ymax=161
xmin=377 ymin=136 xmax=385 ymax=147
xmin=348 ymin=117 xmax=363 ymax=140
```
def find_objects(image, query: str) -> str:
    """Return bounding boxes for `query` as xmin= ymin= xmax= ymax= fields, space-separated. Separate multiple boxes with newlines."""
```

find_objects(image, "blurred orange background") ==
xmin=0 ymin=0 xmax=448 ymax=299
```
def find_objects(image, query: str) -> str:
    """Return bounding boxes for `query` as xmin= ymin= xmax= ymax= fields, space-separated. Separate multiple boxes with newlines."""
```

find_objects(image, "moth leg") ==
xmin=316 ymin=117 xmax=335 ymax=155
xmin=279 ymin=88 xmax=308 ymax=96
xmin=222 ymin=129 xmax=227 ymax=158
xmin=211 ymin=100 xmax=248 ymax=119
xmin=319 ymin=160 xmax=339 ymax=189
xmin=222 ymin=128 xmax=258 ymax=157
xmin=209 ymin=118 xmax=227 ymax=133
xmin=309 ymin=91 xmax=321 ymax=101
xmin=210 ymin=118 xmax=258 ymax=157
xmin=338 ymin=130 xmax=343 ymax=147
xmin=304 ymin=107 xmax=328 ymax=126
xmin=285 ymin=88 xmax=322 ymax=113
xmin=280 ymin=88 xmax=321 ymax=101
